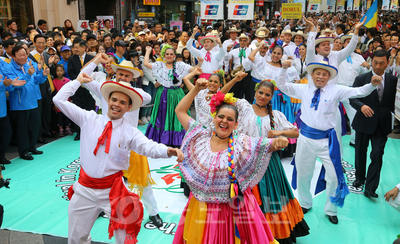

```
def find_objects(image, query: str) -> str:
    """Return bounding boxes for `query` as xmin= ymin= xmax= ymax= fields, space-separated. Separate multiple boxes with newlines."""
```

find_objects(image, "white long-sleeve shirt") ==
xmin=283 ymin=42 xmax=298 ymax=58
xmin=186 ymin=37 xmax=226 ymax=74
xmin=337 ymin=53 xmax=370 ymax=87
xmin=225 ymin=47 xmax=252 ymax=72
xmin=222 ymin=39 xmax=239 ymax=72
xmin=53 ymin=79 xmax=169 ymax=178
xmin=276 ymin=68 xmax=376 ymax=131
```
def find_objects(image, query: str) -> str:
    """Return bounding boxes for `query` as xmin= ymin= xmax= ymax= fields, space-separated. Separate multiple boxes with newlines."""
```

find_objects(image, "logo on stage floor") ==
xmin=144 ymin=221 xmax=177 ymax=235
xmin=55 ymin=158 xmax=81 ymax=201
xmin=151 ymin=164 xmax=183 ymax=194
xmin=233 ymin=5 xmax=249 ymax=16
xmin=342 ymin=159 xmax=363 ymax=194
xmin=205 ymin=5 xmax=219 ymax=15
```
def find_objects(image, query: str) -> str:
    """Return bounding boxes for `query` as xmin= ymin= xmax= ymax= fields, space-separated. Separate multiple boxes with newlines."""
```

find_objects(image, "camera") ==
xmin=0 ymin=178 xmax=11 ymax=189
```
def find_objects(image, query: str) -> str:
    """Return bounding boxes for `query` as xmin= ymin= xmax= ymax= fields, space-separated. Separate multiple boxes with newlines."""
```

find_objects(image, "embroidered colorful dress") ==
xmin=236 ymin=100 xmax=310 ymax=244
xmin=173 ymin=119 xmax=278 ymax=244
xmin=194 ymin=88 xmax=215 ymax=130
xmin=145 ymin=61 xmax=192 ymax=146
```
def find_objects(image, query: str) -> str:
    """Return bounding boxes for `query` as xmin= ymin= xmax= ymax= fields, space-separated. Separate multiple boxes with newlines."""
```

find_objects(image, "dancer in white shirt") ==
xmin=222 ymin=27 xmax=241 ymax=72
xmin=276 ymin=60 xmax=381 ymax=225
xmin=284 ymin=30 xmax=307 ymax=59
xmin=53 ymin=54 xmax=184 ymax=244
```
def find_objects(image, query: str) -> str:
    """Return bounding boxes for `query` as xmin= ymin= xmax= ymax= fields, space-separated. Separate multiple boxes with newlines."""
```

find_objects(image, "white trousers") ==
xmin=387 ymin=193 xmax=400 ymax=213
xmin=335 ymin=107 xmax=343 ymax=157
xmin=342 ymin=99 xmax=357 ymax=144
xmin=142 ymin=184 xmax=159 ymax=216
xmin=295 ymin=134 xmax=339 ymax=216
xmin=68 ymin=181 xmax=127 ymax=244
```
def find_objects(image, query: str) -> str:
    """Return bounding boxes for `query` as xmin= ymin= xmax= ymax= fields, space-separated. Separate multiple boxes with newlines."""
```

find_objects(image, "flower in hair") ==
xmin=213 ymin=69 xmax=225 ymax=77
xmin=209 ymin=91 xmax=236 ymax=117
xmin=160 ymin=44 xmax=172 ymax=58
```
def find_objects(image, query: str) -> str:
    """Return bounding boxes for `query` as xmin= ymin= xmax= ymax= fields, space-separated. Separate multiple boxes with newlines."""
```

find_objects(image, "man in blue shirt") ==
xmin=3 ymin=46 xmax=49 ymax=160
xmin=114 ymin=40 xmax=127 ymax=63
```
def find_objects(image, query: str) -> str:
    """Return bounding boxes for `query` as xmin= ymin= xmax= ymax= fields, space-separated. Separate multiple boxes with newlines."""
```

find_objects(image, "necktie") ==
xmin=283 ymin=43 xmax=288 ymax=48
xmin=80 ymin=56 xmax=84 ymax=66
xmin=93 ymin=121 xmax=113 ymax=155
xmin=323 ymin=56 xmax=329 ymax=64
xmin=239 ymin=48 xmax=246 ymax=64
xmin=294 ymin=46 xmax=300 ymax=58
xmin=377 ymin=81 xmax=384 ymax=102
xmin=21 ymin=65 xmax=25 ymax=74
xmin=346 ymin=55 xmax=353 ymax=64
xmin=310 ymin=89 xmax=321 ymax=110
xmin=205 ymin=51 xmax=211 ymax=62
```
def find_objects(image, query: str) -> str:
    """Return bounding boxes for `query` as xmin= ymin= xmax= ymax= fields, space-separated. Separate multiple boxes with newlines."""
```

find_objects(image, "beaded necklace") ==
xmin=228 ymin=134 xmax=238 ymax=199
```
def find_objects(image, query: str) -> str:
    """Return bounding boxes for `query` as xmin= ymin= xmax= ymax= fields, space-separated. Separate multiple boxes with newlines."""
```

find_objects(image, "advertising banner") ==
xmin=337 ymin=0 xmax=345 ymax=11
xmin=282 ymin=3 xmax=302 ymax=19
xmin=382 ymin=0 xmax=390 ymax=10
xmin=354 ymin=0 xmax=360 ymax=10
xmin=96 ymin=16 xmax=114 ymax=29
xmin=391 ymin=0 xmax=398 ymax=9
xmin=201 ymin=0 xmax=224 ymax=19
xmin=228 ymin=0 xmax=254 ymax=20
xmin=347 ymin=0 xmax=353 ymax=10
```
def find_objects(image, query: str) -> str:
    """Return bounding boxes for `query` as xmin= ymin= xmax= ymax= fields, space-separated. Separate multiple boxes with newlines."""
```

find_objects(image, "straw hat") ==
xmin=306 ymin=61 xmax=338 ymax=80
xmin=101 ymin=81 xmax=144 ymax=111
xmin=255 ymin=27 xmax=270 ymax=37
xmin=292 ymin=30 xmax=307 ymax=39
xmin=321 ymin=28 xmax=335 ymax=34
xmin=237 ymin=33 xmax=249 ymax=41
xmin=315 ymin=35 xmax=334 ymax=46
xmin=111 ymin=60 xmax=143 ymax=78
xmin=210 ymin=30 xmax=221 ymax=37
xmin=281 ymin=29 xmax=293 ymax=36
xmin=340 ymin=33 xmax=354 ymax=43
xmin=199 ymin=34 xmax=218 ymax=47
xmin=227 ymin=27 xmax=241 ymax=33
xmin=255 ymin=41 xmax=269 ymax=48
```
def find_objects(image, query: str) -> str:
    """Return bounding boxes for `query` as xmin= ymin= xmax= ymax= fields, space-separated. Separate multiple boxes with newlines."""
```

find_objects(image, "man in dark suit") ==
xmin=350 ymin=50 xmax=397 ymax=198
xmin=67 ymin=38 xmax=96 ymax=140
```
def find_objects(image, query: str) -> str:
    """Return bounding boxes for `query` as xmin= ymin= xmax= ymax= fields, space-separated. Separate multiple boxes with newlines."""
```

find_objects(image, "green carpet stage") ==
xmin=1 ymin=125 xmax=399 ymax=243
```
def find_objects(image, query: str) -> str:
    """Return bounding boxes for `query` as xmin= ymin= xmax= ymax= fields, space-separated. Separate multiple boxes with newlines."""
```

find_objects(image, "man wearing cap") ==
xmin=284 ymin=30 xmax=307 ymax=59
xmin=58 ymin=46 xmax=72 ymax=79
xmin=337 ymin=34 xmax=371 ymax=148
xmin=206 ymin=26 xmax=213 ymax=33
xmin=53 ymin=54 xmax=184 ymax=244
xmin=115 ymin=40 xmax=128 ymax=63
xmin=222 ymin=27 xmax=241 ymax=72
xmin=86 ymin=34 xmax=98 ymax=54
xmin=186 ymin=26 xmax=225 ymax=79
xmin=225 ymin=33 xmax=253 ymax=102
xmin=277 ymin=59 xmax=381 ymax=225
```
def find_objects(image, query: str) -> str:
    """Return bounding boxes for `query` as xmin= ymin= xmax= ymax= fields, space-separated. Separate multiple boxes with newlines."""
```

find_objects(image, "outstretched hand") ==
xmin=77 ymin=72 xmax=93 ymax=84
xmin=167 ymin=148 xmax=184 ymax=162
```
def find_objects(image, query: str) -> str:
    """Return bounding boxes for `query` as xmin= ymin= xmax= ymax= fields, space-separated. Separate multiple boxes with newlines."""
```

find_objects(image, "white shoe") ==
xmin=141 ymin=117 xmax=149 ymax=123
xmin=147 ymin=116 xmax=151 ymax=122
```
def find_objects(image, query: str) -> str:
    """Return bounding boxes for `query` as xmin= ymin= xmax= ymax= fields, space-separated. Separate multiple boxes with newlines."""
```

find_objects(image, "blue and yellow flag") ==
xmin=363 ymin=0 xmax=378 ymax=28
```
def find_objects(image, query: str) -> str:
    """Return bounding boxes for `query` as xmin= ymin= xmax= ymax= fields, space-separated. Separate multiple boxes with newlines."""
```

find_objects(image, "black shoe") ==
xmin=353 ymin=179 xmax=365 ymax=188
xmin=29 ymin=149 xmax=43 ymax=155
xmin=349 ymin=142 xmax=355 ymax=148
xmin=37 ymin=137 xmax=48 ymax=144
xmin=2 ymin=158 xmax=11 ymax=165
xmin=328 ymin=215 xmax=338 ymax=224
xmin=364 ymin=189 xmax=378 ymax=198
xmin=74 ymin=134 xmax=80 ymax=141
xmin=98 ymin=211 xmax=108 ymax=218
xmin=149 ymin=214 xmax=163 ymax=228
xmin=301 ymin=207 xmax=311 ymax=214
xmin=42 ymin=132 xmax=54 ymax=138
xmin=20 ymin=153 xmax=33 ymax=160
xmin=1 ymin=165 xmax=5 ymax=170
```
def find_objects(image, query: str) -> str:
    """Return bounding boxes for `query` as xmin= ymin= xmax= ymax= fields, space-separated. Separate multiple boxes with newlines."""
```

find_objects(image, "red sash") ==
xmin=68 ymin=168 xmax=143 ymax=244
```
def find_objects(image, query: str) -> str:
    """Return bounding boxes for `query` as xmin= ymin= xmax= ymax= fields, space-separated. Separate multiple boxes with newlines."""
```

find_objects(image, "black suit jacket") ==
xmin=29 ymin=53 xmax=51 ymax=97
xmin=67 ymin=53 xmax=96 ymax=108
xmin=350 ymin=71 xmax=397 ymax=135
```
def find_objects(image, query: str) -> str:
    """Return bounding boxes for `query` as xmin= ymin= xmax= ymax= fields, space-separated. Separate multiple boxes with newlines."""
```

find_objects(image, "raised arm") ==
xmin=249 ymin=44 xmax=262 ymax=63
xmin=189 ymin=56 xmax=204 ymax=73
xmin=182 ymin=67 xmax=202 ymax=91
xmin=304 ymin=16 xmax=317 ymax=64
xmin=175 ymin=78 xmax=208 ymax=131
xmin=144 ymin=46 xmax=153 ymax=69
xmin=186 ymin=30 xmax=202 ymax=58
xmin=275 ymin=60 xmax=304 ymax=98
xmin=220 ymin=71 xmax=247 ymax=93
xmin=82 ymin=53 xmax=109 ymax=99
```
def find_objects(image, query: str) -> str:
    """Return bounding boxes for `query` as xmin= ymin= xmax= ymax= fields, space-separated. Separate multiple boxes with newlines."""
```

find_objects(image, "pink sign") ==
xmin=170 ymin=21 xmax=183 ymax=31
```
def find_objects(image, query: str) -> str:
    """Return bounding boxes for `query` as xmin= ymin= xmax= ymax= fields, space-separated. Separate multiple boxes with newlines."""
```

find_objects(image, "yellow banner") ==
xmin=138 ymin=12 xmax=155 ymax=17
xmin=354 ymin=0 xmax=360 ymax=8
xmin=391 ymin=0 xmax=398 ymax=6
xmin=337 ymin=0 xmax=345 ymax=6
xmin=367 ymin=0 xmax=371 ymax=8
xmin=309 ymin=0 xmax=321 ymax=3
xmin=282 ymin=3 xmax=302 ymax=19
xmin=143 ymin=0 xmax=160 ymax=5
xmin=228 ymin=0 xmax=253 ymax=3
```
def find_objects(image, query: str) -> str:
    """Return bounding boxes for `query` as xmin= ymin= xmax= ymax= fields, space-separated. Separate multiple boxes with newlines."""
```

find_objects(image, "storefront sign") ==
xmin=170 ymin=21 xmax=183 ymax=31
xmin=382 ymin=0 xmax=390 ymax=9
xmin=77 ymin=20 xmax=89 ymax=31
xmin=256 ymin=1 xmax=263 ymax=6
xmin=138 ymin=12 xmax=156 ymax=17
xmin=228 ymin=0 xmax=254 ymax=20
xmin=281 ymin=3 xmax=302 ymax=19
xmin=144 ymin=0 xmax=160 ymax=5
xmin=96 ymin=16 xmax=114 ymax=29
xmin=293 ymin=0 xmax=306 ymax=12
xmin=201 ymin=0 xmax=224 ymax=19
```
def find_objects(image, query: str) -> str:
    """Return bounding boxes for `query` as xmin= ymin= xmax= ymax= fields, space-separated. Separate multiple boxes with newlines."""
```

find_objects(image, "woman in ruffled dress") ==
xmin=143 ymin=45 xmax=203 ymax=147
xmin=173 ymin=78 xmax=288 ymax=244
xmin=236 ymin=80 xmax=310 ymax=244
